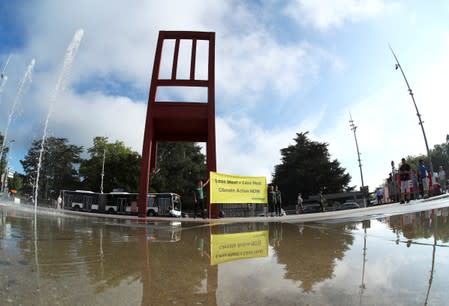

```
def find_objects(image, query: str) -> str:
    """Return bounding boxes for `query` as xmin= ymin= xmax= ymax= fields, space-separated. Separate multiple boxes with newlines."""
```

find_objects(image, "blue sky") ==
xmin=1 ymin=0 xmax=449 ymax=193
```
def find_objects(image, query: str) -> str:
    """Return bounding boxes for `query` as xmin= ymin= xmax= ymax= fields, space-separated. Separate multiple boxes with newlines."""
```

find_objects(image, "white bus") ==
xmin=147 ymin=193 xmax=183 ymax=217
xmin=62 ymin=190 xmax=100 ymax=211
xmin=61 ymin=190 xmax=184 ymax=217
xmin=104 ymin=192 xmax=138 ymax=214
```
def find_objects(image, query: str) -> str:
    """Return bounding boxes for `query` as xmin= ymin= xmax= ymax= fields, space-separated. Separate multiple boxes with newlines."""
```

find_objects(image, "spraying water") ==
xmin=0 ymin=54 xmax=12 ymax=107
xmin=34 ymin=29 xmax=84 ymax=212
xmin=0 ymin=58 xmax=35 ymax=168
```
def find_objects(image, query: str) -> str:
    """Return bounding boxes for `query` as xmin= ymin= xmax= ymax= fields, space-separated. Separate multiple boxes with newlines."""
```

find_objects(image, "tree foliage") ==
xmin=8 ymin=172 xmax=24 ymax=192
xmin=79 ymin=140 xmax=207 ymax=204
xmin=79 ymin=137 xmax=141 ymax=193
xmin=272 ymin=132 xmax=352 ymax=204
xmin=150 ymin=142 xmax=207 ymax=200
xmin=15 ymin=135 xmax=206 ymax=207
xmin=403 ymin=143 xmax=449 ymax=174
xmin=20 ymin=137 xmax=83 ymax=201
xmin=427 ymin=143 xmax=449 ymax=173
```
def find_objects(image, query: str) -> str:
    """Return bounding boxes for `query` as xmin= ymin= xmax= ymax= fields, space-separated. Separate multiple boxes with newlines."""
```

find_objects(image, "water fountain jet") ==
xmin=0 ymin=58 xmax=35 ymax=173
xmin=0 ymin=54 xmax=12 ymax=106
xmin=34 ymin=29 xmax=84 ymax=213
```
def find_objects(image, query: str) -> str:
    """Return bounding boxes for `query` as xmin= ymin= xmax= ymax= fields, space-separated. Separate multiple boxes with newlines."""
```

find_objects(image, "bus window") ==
xmin=148 ymin=195 xmax=156 ymax=207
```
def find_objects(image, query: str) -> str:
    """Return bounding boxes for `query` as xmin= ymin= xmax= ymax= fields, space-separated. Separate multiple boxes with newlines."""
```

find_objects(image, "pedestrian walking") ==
xmin=438 ymin=166 xmax=446 ymax=194
xmin=399 ymin=158 xmax=411 ymax=203
xmin=296 ymin=193 xmax=303 ymax=214
xmin=57 ymin=194 xmax=62 ymax=209
xmin=319 ymin=191 xmax=326 ymax=212
xmin=419 ymin=159 xmax=430 ymax=198
xmin=376 ymin=188 xmax=383 ymax=205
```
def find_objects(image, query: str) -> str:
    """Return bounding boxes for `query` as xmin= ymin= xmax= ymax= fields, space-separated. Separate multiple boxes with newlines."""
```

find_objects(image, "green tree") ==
xmin=79 ymin=139 xmax=206 ymax=205
xmin=404 ymin=143 xmax=449 ymax=174
xmin=7 ymin=172 xmax=24 ymax=194
xmin=20 ymin=137 xmax=83 ymax=202
xmin=272 ymin=132 xmax=352 ymax=205
xmin=150 ymin=142 xmax=207 ymax=203
xmin=79 ymin=137 xmax=141 ymax=193
xmin=429 ymin=143 xmax=449 ymax=172
xmin=5 ymin=135 xmax=208 ymax=203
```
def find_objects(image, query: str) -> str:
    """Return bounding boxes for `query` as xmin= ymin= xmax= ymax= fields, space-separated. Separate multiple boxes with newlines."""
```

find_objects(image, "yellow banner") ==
xmin=210 ymin=230 xmax=269 ymax=265
xmin=209 ymin=171 xmax=267 ymax=204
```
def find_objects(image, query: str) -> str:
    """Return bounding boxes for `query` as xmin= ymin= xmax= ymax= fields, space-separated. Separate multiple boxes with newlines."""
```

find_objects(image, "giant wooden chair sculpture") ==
xmin=138 ymin=31 xmax=217 ymax=218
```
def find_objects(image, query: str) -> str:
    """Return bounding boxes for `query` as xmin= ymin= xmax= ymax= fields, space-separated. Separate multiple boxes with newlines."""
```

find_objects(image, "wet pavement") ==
xmin=2 ymin=198 xmax=449 ymax=305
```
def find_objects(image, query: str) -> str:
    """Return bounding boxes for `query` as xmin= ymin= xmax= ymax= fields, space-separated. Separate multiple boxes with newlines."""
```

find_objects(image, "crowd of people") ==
xmin=386 ymin=158 xmax=447 ymax=204
xmin=195 ymin=162 xmax=447 ymax=218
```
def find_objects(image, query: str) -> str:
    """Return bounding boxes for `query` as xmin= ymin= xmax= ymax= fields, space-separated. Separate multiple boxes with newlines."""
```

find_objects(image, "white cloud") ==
xmin=413 ymin=34 xmax=449 ymax=146
xmin=216 ymin=108 xmax=325 ymax=182
xmin=284 ymin=0 xmax=398 ymax=31
xmin=323 ymin=90 xmax=405 ymax=190
xmin=1 ymin=0 xmax=328 ymax=167
xmin=3 ymin=0 xmax=448 ymax=194
xmin=322 ymin=34 xmax=449 ymax=190
xmin=217 ymin=33 xmax=313 ymax=103
xmin=16 ymin=0 xmax=232 ymax=89
xmin=48 ymin=91 xmax=147 ymax=151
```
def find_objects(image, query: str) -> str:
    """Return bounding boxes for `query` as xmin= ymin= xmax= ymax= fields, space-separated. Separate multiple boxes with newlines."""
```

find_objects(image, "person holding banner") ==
xmin=268 ymin=185 xmax=277 ymax=217
xmin=275 ymin=185 xmax=283 ymax=216
xmin=194 ymin=179 xmax=209 ymax=218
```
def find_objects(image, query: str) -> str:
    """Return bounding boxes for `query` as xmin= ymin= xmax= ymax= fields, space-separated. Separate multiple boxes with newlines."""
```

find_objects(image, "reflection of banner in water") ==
xmin=210 ymin=230 xmax=268 ymax=265
xmin=209 ymin=171 xmax=267 ymax=204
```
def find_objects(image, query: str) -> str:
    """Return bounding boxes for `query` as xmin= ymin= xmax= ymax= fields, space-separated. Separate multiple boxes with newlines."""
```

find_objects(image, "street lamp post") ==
xmin=349 ymin=114 xmax=366 ymax=207
xmin=100 ymin=147 xmax=106 ymax=194
xmin=389 ymin=45 xmax=434 ymax=174
xmin=1 ymin=139 xmax=15 ymax=193
xmin=391 ymin=160 xmax=397 ymax=202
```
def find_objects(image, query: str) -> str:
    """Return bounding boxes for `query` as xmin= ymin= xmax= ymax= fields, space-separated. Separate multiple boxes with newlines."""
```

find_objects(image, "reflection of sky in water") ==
xmin=1 ymin=213 xmax=30 ymax=260
xmin=217 ymin=216 xmax=449 ymax=305
xmin=2 ymin=203 xmax=449 ymax=305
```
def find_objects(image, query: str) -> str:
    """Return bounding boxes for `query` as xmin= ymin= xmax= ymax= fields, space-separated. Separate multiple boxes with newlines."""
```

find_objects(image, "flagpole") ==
xmin=389 ymin=45 xmax=433 ymax=174
xmin=349 ymin=114 xmax=366 ymax=207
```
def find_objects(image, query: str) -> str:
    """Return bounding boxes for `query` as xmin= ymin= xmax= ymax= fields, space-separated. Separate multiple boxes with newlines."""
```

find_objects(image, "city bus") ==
xmin=61 ymin=190 xmax=184 ymax=217
xmin=147 ymin=193 xmax=183 ymax=217
xmin=61 ymin=190 xmax=101 ymax=211
xmin=104 ymin=192 xmax=138 ymax=214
